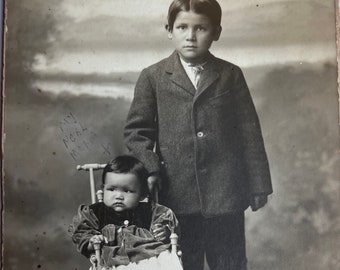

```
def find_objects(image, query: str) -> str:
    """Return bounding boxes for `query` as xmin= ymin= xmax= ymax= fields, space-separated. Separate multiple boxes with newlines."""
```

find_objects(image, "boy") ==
xmin=124 ymin=1 xmax=273 ymax=269
xmin=69 ymin=156 xmax=181 ymax=269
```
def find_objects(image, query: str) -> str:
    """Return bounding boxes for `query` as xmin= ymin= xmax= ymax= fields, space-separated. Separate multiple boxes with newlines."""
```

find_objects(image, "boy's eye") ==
xmin=197 ymin=26 xmax=206 ymax=31
xmin=125 ymin=189 xmax=135 ymax=193
xmin=176 ymin=25 xmax=187 ymax=30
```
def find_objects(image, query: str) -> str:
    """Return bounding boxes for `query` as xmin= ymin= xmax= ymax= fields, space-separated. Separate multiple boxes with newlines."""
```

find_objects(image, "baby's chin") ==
xmin=111 ymin=205 xmax=135 ymax=212
xmin=110 ymin=205 xmax=126 ymax=212
xmin=104 ymin=202 xmax=137 ymax=212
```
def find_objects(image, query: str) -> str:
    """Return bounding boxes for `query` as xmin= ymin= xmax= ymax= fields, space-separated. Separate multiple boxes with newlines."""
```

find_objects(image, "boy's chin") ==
xmin=179 ymin=52 xmax=209 ymax=64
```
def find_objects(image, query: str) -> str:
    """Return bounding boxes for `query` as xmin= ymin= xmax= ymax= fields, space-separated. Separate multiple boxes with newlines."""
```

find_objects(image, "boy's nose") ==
xmin=186 ymin=29 xmax=196 ymax=41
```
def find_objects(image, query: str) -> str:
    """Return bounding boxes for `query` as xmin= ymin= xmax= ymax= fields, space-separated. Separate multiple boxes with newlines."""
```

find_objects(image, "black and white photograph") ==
xmin=2 ymin=0 xmax=339 ymax=269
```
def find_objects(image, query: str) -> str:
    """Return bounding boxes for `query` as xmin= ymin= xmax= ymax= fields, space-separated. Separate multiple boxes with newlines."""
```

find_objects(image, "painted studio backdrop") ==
xmin=3 ymin=0 xmax=339 ymax=269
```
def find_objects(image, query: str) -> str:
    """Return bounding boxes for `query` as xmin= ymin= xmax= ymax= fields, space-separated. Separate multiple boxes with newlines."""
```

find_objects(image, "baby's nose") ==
xmin=114 ymin=190 xmax=124 ymax=199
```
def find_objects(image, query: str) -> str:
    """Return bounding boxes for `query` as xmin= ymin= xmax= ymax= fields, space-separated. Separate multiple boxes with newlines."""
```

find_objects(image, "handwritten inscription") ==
xmin=59 ymin=112 xmax=113 ymax=161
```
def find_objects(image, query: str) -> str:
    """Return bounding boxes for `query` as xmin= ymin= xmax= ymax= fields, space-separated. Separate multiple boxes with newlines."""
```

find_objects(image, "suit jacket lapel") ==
xmin=165 ymin=52 xmax=196 ymax=96
xmin=195 ymin=55 xmax=220 ymax=99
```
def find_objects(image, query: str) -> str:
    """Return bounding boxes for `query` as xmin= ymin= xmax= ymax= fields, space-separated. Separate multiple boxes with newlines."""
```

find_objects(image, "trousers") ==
xmin=177 ymin=212 xmax=247 ymax=270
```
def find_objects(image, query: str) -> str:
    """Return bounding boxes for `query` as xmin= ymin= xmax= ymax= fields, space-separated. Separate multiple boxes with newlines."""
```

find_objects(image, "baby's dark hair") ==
xmin=166 ymin=0 xmax=222 ymax=31
xmin=102 ymin=155 xmax=149 ymax=196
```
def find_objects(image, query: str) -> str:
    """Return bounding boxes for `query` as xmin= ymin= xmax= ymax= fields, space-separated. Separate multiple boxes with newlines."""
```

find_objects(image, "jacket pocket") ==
xmin=208 ymin=90 xmax=232 ymax=108
xmin=159 ymin=146 xmax=169 ymax=151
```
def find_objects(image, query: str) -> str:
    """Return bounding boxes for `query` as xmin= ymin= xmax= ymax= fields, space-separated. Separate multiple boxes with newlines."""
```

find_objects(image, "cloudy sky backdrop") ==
xmin=3 ymin=0 xmax=339 ymax=269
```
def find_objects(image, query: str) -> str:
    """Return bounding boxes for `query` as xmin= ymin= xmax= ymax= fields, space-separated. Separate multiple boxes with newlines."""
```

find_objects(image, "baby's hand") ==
xmin=152 ymin=224 xmax=170 ymax=242
xmin=88 ymin=235 xmax=108 ymax=251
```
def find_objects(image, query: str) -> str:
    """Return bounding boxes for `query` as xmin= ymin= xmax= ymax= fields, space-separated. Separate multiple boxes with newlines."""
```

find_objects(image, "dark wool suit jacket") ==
xmin=124 ymin=51 xmax=272 ymax=217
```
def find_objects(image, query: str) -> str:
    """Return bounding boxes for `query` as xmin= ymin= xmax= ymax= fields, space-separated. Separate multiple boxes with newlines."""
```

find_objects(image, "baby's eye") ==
xmin=125 ymin=189 xmax=135 ymax=193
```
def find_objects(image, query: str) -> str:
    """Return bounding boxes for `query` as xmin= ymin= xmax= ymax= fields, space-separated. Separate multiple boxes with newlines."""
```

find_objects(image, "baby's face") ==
xmin=168 ymin=10 xmax=220 ymax=64
xmin=103 ymin=172 xmax=143 ymax=212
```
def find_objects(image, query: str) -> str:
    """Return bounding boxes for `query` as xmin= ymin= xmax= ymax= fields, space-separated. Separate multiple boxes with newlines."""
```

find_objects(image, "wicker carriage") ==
xmin=76 ymin=163 xmax=182 ymax=270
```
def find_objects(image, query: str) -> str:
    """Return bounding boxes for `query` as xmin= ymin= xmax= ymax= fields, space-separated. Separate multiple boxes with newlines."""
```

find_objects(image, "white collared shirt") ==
xmin=180 ymin=58 xmax=205 ymax=90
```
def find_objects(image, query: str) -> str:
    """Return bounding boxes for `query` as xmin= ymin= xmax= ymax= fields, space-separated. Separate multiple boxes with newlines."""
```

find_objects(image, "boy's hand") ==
xmin=152 ymin=224 xmax=170 ymax=242
xmin=250 ymin=195 xmax=268 ymax=211
xmin=88 ymin=235 xmax=108 ymax=251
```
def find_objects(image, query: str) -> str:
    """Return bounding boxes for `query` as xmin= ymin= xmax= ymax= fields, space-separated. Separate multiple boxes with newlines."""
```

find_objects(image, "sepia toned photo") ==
xmin=2 ymin=1 xmax=339 ymax=269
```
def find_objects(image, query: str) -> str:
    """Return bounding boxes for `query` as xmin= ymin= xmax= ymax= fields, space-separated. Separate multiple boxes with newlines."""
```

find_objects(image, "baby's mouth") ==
xmin=113 ymin=202 xmax=125 ymax=207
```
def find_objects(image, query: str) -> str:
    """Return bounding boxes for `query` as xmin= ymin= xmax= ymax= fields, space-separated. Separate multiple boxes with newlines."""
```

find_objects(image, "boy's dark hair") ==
xmin=102 ymin=155 xmax=149 ymax=196
xmin=166 ymin=0 xmax=222 ymax=31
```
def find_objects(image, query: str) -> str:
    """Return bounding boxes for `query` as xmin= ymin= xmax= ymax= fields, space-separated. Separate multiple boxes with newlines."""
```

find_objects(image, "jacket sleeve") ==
xmin=151 ymin=204 xmax=180 ymax=238
xmin=124 ymin=68 xmax=161 ymax=174
xmin=233 ymin=66 xmax=273 ymax=196
xmin=68 ymin=205 xmax=101 ymax=258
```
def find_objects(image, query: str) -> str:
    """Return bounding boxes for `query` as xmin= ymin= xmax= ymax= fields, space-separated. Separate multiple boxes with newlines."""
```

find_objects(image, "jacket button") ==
xmin=197 ymin=131 xmax=204 ymax=137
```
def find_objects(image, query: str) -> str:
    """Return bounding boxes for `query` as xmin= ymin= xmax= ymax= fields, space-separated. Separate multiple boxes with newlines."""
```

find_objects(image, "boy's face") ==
xmin=168 ymin=10 xmax=221 ymax=64
xmin=103 ymin=172 xmax=143 ymax=212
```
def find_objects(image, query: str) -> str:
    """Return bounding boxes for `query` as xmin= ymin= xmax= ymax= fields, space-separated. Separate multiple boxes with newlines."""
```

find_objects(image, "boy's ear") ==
xmin=213 ymin=26 xmax=222 ymax=41
xmin=166 ymin=24 xmax=173 ymax=39
xmin=168 ymin=32 xmax=173 ymax=40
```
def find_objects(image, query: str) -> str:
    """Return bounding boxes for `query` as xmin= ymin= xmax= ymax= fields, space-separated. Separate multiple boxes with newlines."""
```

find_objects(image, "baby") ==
xmin=69 ymin=155 xmax=180 ymax=268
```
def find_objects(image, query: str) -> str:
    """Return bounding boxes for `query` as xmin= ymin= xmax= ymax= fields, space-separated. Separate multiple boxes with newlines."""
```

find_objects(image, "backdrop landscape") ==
xmin=3 ymin=1 xmax=339 ymax=269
